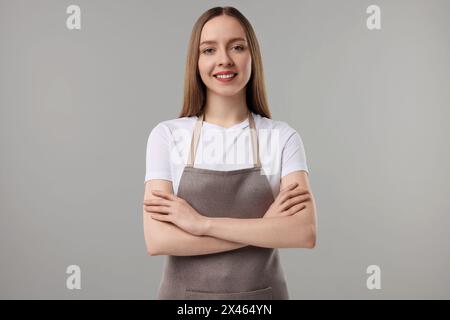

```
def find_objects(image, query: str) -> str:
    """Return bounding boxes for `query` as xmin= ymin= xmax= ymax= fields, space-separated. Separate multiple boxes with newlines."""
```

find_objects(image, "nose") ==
xmin=217 ymin=48 xmax=234 ymax=67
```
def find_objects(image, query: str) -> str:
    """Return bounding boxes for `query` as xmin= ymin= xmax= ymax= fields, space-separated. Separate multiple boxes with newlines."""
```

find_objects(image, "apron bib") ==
xmin=157 ymin=110 xmax=289 ymax=300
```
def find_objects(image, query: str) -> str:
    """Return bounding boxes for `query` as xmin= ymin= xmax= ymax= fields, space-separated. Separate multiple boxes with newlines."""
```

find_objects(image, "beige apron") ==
xmin=157 ymin=110 xmax=289 ymax=300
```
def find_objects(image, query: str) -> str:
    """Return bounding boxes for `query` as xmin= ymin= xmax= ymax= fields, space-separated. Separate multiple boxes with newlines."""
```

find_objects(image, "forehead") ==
xmin=200 ymin=15 xmax=246 ymax=42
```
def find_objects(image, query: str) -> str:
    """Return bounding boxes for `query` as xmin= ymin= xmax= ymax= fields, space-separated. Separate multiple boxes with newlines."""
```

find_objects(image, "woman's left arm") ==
xmin=146 ymin=171 xmax=317 ymax=249
xmin=204 ymin=171 xmax=317 ymax=248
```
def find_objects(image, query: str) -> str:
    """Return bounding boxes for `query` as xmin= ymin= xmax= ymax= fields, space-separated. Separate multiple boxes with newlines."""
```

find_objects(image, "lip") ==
xmin=213 ymin=73 xmax=238 ymax=82
xmin=213 ymin=71 xmax=237 ymax=76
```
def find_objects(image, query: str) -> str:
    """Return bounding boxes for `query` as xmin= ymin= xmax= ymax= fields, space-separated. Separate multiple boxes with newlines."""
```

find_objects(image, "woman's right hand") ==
xmin=264 ymin=182 xmax=310 ymax=218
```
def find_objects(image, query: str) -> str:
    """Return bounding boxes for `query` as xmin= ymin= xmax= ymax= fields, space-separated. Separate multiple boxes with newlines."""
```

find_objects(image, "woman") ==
xmin=143 ymin=6 xmax=317 ymax=300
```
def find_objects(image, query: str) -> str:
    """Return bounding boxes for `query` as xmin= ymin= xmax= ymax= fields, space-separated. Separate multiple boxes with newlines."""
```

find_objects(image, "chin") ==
xmin=208 ymin=82 xmax=244 ymax=94
xmin=212 ymin=88 xmax=243 ymax=97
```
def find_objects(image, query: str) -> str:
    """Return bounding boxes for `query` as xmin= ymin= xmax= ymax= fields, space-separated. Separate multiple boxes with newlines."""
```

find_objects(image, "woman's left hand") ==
xmin=143 ymin=190 xmax=208 ymax=236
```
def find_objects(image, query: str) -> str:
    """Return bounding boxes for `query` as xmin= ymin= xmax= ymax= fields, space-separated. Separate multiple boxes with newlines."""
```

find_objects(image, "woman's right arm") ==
xmin=143 ymin=179 xmax=247 ymax=256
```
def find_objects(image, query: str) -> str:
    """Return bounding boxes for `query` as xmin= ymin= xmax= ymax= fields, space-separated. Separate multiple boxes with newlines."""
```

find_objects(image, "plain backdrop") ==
xmin=1 ymin=0 xmax=449 ymax=299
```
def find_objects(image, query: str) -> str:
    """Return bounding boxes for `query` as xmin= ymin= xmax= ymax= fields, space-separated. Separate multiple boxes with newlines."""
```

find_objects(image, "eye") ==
xmin=201 ymin=45 xmax=245 ymax=55
xmin=202 ymin=48 xmax=215 ymax=55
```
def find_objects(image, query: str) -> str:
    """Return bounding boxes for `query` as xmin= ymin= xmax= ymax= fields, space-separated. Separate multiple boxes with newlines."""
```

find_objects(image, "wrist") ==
xmin=202 ymin=217 xmax=213 ymax=236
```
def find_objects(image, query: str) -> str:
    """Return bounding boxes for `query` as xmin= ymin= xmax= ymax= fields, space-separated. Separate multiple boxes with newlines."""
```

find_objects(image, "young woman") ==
xmin=143 ymin=6 xmax=317 ymax=300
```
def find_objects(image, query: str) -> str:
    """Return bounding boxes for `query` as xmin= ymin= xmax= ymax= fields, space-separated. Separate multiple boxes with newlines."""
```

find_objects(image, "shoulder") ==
xmin=252 ymin=112 xmax=300 ymax=142
xmin=148 ymin=116 xmax=197 ymax=140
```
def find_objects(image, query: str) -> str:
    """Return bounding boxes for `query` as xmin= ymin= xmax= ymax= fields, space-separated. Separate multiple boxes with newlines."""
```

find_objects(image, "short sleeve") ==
xmin=145 ymin=123 xmax=172 ymax=183
xmin=281 ymin=130 xmax=309 ymax=178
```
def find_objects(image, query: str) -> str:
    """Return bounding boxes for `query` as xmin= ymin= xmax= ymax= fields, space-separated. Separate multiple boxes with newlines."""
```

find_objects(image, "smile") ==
xmin=213 ymin=73 xmax=238 ymax=82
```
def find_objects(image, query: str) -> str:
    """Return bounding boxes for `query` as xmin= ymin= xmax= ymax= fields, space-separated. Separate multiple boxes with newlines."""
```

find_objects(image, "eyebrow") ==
xmin=199 ymin=37 xmax=247 ymax=47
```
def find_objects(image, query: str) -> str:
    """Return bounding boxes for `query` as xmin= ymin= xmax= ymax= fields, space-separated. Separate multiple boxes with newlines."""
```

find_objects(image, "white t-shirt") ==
xmin=145 ymin=112 xmax=309 ymax=199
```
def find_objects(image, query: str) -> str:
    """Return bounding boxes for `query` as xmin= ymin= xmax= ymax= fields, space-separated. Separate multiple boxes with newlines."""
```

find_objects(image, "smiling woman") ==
xmin=143 ymin=6 xmax=317 ymax=300
xmin=196 ymin=14 xmax=253 ymax=108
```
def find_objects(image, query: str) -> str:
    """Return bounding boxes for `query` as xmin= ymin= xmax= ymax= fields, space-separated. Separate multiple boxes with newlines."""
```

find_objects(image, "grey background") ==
xmin=1 ymin=0 xmax=449 ymax=299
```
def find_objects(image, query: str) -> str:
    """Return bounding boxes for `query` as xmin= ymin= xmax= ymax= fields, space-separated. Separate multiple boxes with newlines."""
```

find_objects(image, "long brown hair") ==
xmin=178 ymin=6 xmax=272 ymax=119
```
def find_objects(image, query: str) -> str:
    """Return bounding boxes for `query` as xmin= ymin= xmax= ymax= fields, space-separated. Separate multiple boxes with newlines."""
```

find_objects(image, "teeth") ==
xmin=215 ymin=73 xmax=236 ymax=79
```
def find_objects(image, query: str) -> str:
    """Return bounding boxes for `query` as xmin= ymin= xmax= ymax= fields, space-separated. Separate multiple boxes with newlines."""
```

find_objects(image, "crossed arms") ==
xmin=143 ymin=171 xmax=317 ymax=256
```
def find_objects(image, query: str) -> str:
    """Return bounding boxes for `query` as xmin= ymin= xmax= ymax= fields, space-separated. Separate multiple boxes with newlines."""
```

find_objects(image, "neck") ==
xmin=203 ymin=89 xmax=249 ymax=128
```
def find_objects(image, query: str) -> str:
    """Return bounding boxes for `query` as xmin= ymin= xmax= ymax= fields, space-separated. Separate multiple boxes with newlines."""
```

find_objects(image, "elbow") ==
xmin=144 ymin=215 xmax=166 ymax=256
xmin=306 ymin=236 xmax=316 ymax=249
xmin=306 ymin=224 xmax=317 ymax=249
xmin=147 ymin=244 xmax=160 ymax=256
xmin=292 ymin=212 xmax=317 ymax=249
xmin=297 ymin=223 xmax=316 ymax=249
xmin=146 ymin=235 xmax=167 ymax=256
xmin=144 ymin=231 xmax=163 ymax=256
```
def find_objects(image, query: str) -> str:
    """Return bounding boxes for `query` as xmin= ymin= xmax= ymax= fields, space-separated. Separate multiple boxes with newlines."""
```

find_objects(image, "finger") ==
xmin=150 ymin=212 xmax=172 ymax=222
xmin=281 ymin=187 xmax=309 ymax=202
xmin=144 ymin=205 xmax=170 ymax=214
xmin=288 ymin=187 xmax=309 ymax=196
xmin=143 ymin=198 xmax=171 ymax=207
xmin=280 ymin=189 xmax=310 ymax=206
xmin=275 ymin=183 xmax=299 ymax=204
xmin=284 ymin=203 xmax=307 ymax=216
xmin=279 ymin=193 xmax=310 ymax=212
xmin=151 ymin=190 xmax=177 ymax=201
xmin=279 ymin=203 xmax=305 ymax=217
xmin=280 ymin=182 xmax=298 ymax=192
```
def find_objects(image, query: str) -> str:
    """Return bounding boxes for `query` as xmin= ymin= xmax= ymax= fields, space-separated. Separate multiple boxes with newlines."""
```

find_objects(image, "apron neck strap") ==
xmin=186 ymin=110 xmax=261 ymax=168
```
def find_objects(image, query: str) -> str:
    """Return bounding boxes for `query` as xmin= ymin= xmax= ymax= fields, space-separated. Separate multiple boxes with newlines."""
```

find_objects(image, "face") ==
xmin=198 ymin=15 xmax=252 ymax=97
